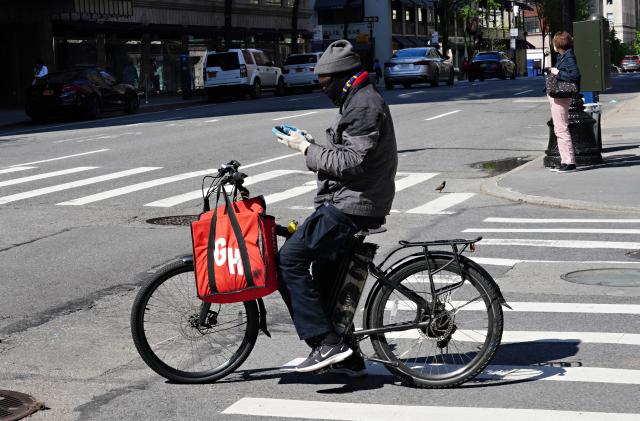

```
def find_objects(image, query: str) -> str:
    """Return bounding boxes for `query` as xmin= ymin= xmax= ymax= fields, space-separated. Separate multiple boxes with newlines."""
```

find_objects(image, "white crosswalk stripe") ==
xmin=406 ymin=193 xmax=475 ymax=214
xmin=223 ymin=397 xmax=640 ymax=420
xmin=0 ymin=167 xmax=98 ymax=188
xmin=0 ymin=166 xmax=36 ymax=175
xmin=57 ymin=168 xmax=218 ymax=206
xmin=0 ymin=167 xmax=160 ymax=205
xmin=394 ymin=172 xmax=438 ymax=191
xmin=464 ymin=228 xmax=640 ymax=234
xmin=143 ymin=169 xmax=307 ymax=208
xmin=479 ymin=238 xmax=640 ymax=249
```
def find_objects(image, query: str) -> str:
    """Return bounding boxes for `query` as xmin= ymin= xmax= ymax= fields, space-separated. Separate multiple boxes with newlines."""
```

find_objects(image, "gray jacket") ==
xmin=305 ymin=81 xmax=398 ymax=217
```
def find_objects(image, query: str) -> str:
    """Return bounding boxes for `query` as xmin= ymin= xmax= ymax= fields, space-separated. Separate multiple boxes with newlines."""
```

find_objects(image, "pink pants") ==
xmin=548 ymin=96 xmax=575 ymax=165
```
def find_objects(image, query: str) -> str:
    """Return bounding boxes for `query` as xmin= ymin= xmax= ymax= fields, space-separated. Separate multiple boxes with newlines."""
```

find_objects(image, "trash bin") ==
xmin=527 ymin=59 xmax=535 ymax=77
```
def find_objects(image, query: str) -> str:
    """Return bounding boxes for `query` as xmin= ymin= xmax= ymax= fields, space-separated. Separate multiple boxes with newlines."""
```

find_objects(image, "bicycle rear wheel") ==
xmin=131 ymin=260 xmax=259 ymax=383
xmin=367 ymin=254 xmax=503 ymax=388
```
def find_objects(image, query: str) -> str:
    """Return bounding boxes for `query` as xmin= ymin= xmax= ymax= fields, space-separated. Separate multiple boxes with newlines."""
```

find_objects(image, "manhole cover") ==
xmin=561 ymin=268 xmax=640 ymax=287
xmin=0 ymin=390 xmax=45 ymax=421
xmin=470 ymin=157 xmax=532 ymax=176
xmin=626 ymin=250 xmax=640 ymax=260
xmin=146 ymin=215 xmax=199 ymax=226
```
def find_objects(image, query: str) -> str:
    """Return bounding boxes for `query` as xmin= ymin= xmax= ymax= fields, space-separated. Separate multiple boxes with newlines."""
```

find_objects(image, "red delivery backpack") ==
xmin=191 ymin=186 xmax=278 ymax=303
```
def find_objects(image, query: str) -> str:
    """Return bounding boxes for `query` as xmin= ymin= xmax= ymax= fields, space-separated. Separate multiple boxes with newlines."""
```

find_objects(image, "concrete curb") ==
xmin=480 ymin=156 xmax=640 ymax=215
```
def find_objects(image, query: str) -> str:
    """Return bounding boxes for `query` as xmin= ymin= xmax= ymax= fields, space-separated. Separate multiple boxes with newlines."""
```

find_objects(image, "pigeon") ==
xmin=435 ymin=181 xmax=446 ymax=193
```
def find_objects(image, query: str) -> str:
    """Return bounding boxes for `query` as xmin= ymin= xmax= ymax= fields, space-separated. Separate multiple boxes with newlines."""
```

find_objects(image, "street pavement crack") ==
xmin=0 ymin=227 xmax=76 ymax=253
xmin=0 ymin=283 xmax=138 ymax=338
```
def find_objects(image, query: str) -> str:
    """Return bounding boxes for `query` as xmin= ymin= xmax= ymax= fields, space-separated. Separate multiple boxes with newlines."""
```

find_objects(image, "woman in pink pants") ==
xmin=547 ymin=31 xmax=581 ymax=173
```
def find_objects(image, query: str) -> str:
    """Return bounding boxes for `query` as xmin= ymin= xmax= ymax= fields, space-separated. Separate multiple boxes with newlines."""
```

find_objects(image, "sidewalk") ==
xmin=0 ymin=92 xmax=207 ymax=127
xmin=483 ymin=95 xmax=640 ymax=214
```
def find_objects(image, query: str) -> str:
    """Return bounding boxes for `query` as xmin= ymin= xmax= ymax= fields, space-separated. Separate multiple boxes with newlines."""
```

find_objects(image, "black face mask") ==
xmin=323 ymin=74 xmax=352 ymax=107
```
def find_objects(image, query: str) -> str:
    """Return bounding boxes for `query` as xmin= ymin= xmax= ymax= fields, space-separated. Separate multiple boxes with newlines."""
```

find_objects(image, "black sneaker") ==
xmin=295 ymin=340 xmax=353 ymax=373
xmin=556 ymin=163 xmax=577 ymax=173
xmin=327 ymin=353 xmax=368 ymax=378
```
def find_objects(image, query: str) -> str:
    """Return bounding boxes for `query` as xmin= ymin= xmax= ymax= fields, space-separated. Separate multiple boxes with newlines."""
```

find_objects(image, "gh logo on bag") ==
xmin=214 ymin=238 xmax=243 ymax=275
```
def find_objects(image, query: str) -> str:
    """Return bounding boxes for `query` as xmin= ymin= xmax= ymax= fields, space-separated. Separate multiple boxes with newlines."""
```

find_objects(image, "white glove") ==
xmin=275 ymin=129 xmax=313 ymax=154
xmin=550 ymin=67 xmax=559 ymax=75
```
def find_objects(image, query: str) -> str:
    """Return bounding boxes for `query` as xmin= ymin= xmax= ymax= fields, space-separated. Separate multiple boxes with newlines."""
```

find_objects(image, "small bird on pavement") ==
xmin=435 ymin=181 xmax=446 ymax=193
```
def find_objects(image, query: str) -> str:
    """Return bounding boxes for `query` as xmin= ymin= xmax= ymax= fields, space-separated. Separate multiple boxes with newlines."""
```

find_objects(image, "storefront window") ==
xmin=405 ymin=7 xmax=416 ymax=35
xmin=264 ymin=0 xmax=282 ymax=5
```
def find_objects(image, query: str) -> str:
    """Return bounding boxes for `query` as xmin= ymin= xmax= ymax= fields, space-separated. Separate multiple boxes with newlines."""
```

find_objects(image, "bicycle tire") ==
xmin=131 ymin=260 xmax=259 ymax=383
xmin=367 ymin=254 xmax=503 ymax=388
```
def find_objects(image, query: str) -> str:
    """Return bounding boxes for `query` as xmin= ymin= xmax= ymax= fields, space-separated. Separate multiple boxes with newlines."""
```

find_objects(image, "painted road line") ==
xmin=383 ymin=300 xmax=640 ymax=314
xmin=239 ymin=152 xmax=300 ymax=170
xmin=0 ymin=110 xmax=169 ymax=137
xmin=469 ymin=257 xmax=640 ymax=267
xmin=264 ymin=181 xmax=317 ymax=205
xmin=386 ymin=330 xmax=640 ymax=345
xmin=514 ymin=98 xmax=548 ymax=103
xmin=272 ymin=111 xmax=317 ymax=121
xmin=204 ymin=119 xmax=219 ymax=123
xmin=425 ymin=110 xmax=461 ymax=121
xmin=57 ymin=168 xmax=221 ymax=206
xmin=144 ymin=169 xmax=307 ymax=207
xmin=0 ymin=167 xmax=160 ymax=205
xmin=514 ymin=89 xmax=534 ymax=95
xmin=464 ymin=228 xmax=640 ymax=234
xmin=8 ymin=149 xmax=110 ymax=167
xmin=484 ymin=217 xmax=640 ymax=224
xmin=394 ymin=172 xmax=438 ymax=192
xmin=406 ymin=193 xmax=475 ymax=214
xmin=223 ymin=397 xmax=640 ymax=420
xmin=0 ymin=167 xmax=98 ymax=188
xmin=479 ymin=238 xmax=640 ymax=249
xmin=0 ymin=166 xmax=36 ymax=175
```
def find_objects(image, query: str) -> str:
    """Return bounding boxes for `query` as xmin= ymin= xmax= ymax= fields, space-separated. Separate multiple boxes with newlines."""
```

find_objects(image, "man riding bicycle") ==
xmin=274 ymin=40 xmax=398 ymax=375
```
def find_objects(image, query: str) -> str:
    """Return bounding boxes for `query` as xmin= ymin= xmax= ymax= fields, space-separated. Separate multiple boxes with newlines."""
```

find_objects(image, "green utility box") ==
xmin=573 ymin=17 xmax=611 ymax=92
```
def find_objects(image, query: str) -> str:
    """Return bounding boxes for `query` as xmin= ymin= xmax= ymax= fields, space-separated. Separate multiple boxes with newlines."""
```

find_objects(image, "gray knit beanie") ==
xmin=314 ymin=40 xmax=361 ymax=75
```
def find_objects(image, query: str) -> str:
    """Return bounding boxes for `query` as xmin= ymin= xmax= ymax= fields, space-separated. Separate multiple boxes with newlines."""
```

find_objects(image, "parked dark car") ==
xmin=468 ymin=51 xmax=516 ymax=81
xmin=25 ymin=67 xmax=139 ymax=122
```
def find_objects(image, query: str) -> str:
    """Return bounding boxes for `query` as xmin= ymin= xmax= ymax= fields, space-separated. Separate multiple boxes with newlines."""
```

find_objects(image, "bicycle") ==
xmin=131 ymin=160 xmax=509 ymax=388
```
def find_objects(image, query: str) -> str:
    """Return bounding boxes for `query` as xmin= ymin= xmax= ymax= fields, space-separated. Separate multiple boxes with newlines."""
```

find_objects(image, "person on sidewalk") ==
xmin=373 ymin=58 xmax=382 ymax=85
xmin=273 ymin=40 xmax=398 ymax=375
xmin=32 ymin=59 xmax=48 ymax=85
xmin=547 ymin=31 xmax=581 ymax=173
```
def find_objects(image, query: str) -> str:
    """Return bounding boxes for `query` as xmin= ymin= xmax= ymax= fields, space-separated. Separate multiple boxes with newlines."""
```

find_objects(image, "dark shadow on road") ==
xmin=2 ymin=73 xmax=639 ymax=139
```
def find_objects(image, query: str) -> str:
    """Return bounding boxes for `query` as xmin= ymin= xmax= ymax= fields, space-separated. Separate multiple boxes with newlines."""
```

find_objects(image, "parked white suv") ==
xmin=203 ymin=49 xmax=285 ymax=100
xmin=283 ymin=52 xmax=322 ymax=93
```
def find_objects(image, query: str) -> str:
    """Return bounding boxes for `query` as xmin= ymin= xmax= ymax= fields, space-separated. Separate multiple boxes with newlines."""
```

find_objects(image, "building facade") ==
xmin=0 ymin=0 xmax=314 ymax=106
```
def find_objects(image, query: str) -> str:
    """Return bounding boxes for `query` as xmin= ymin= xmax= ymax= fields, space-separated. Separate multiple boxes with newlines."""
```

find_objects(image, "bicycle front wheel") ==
xmin=368 ymin=254 xmax=503 ymax=388
xmin=131 ymin=260 xmax=259 ymax=383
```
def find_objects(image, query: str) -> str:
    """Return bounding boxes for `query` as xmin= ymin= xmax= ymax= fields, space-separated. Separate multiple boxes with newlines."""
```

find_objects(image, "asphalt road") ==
xmin=1 ymin=73 xmax=640 ymax=420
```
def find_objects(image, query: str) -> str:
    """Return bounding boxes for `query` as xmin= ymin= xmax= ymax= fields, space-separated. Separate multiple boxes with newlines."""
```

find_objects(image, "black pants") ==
xmin=277 ymin=203 xmax=380 ymax=340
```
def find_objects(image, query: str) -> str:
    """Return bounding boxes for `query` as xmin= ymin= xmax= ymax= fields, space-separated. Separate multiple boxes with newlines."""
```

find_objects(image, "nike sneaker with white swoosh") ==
xmin=295 ymin=340 xmax=353 ymax=373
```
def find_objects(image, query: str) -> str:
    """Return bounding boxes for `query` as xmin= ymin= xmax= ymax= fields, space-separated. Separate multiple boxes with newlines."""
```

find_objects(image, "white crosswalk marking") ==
xmin=0 ymin=166 xmax=36 ymax=175
xmin=479 ymin=238 xmax=640 ymax=249
xmin=406 ymin=193 xmax=475 ymax=214
xmin=394 ymin=172 xmax=438 ymax=191
xmin=386 ymin=330 xmax=640 ymax=345
xmin=223 ymin=397 xmax=640 ymax=420
xmin=484 ymin=217 xmax=640 ymax=224
xmin=464 ymin=228 xmax=640 ymax=234
xmin=143 ymin=169 xmax=307 ymax=208
xmin=0 ymin=167 xmax=98 ymax=188
xmin=0 ymin=167 xmax=160 ymax=205
xmin=264 ymin=181 xmax=316 ymax=205
xmin=384 ymin=301 xmax=640 ymax=314
xmin=57 ymin=168 xmax=219 ymax=206
xmin=469 ymin=256 xmax=640 ymax=266
xmin=8 ymin=149 xmax=109 ymax=167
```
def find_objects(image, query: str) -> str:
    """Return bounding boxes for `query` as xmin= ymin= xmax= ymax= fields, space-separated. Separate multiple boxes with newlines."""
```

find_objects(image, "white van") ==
xmin=283 ymin=52 xmax=322 ymax=93
xmin=203 ymin=49 xmax=285 ymax=100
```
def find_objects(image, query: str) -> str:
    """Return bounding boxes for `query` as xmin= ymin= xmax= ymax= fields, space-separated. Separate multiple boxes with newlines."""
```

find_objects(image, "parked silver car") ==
xmin=621 ymin=55 xmax=640 ymax=72
xmin=283 ymin=52 xmax=322 ymax=93
xmin=384 ymin=47 xmax=455 ymax=89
